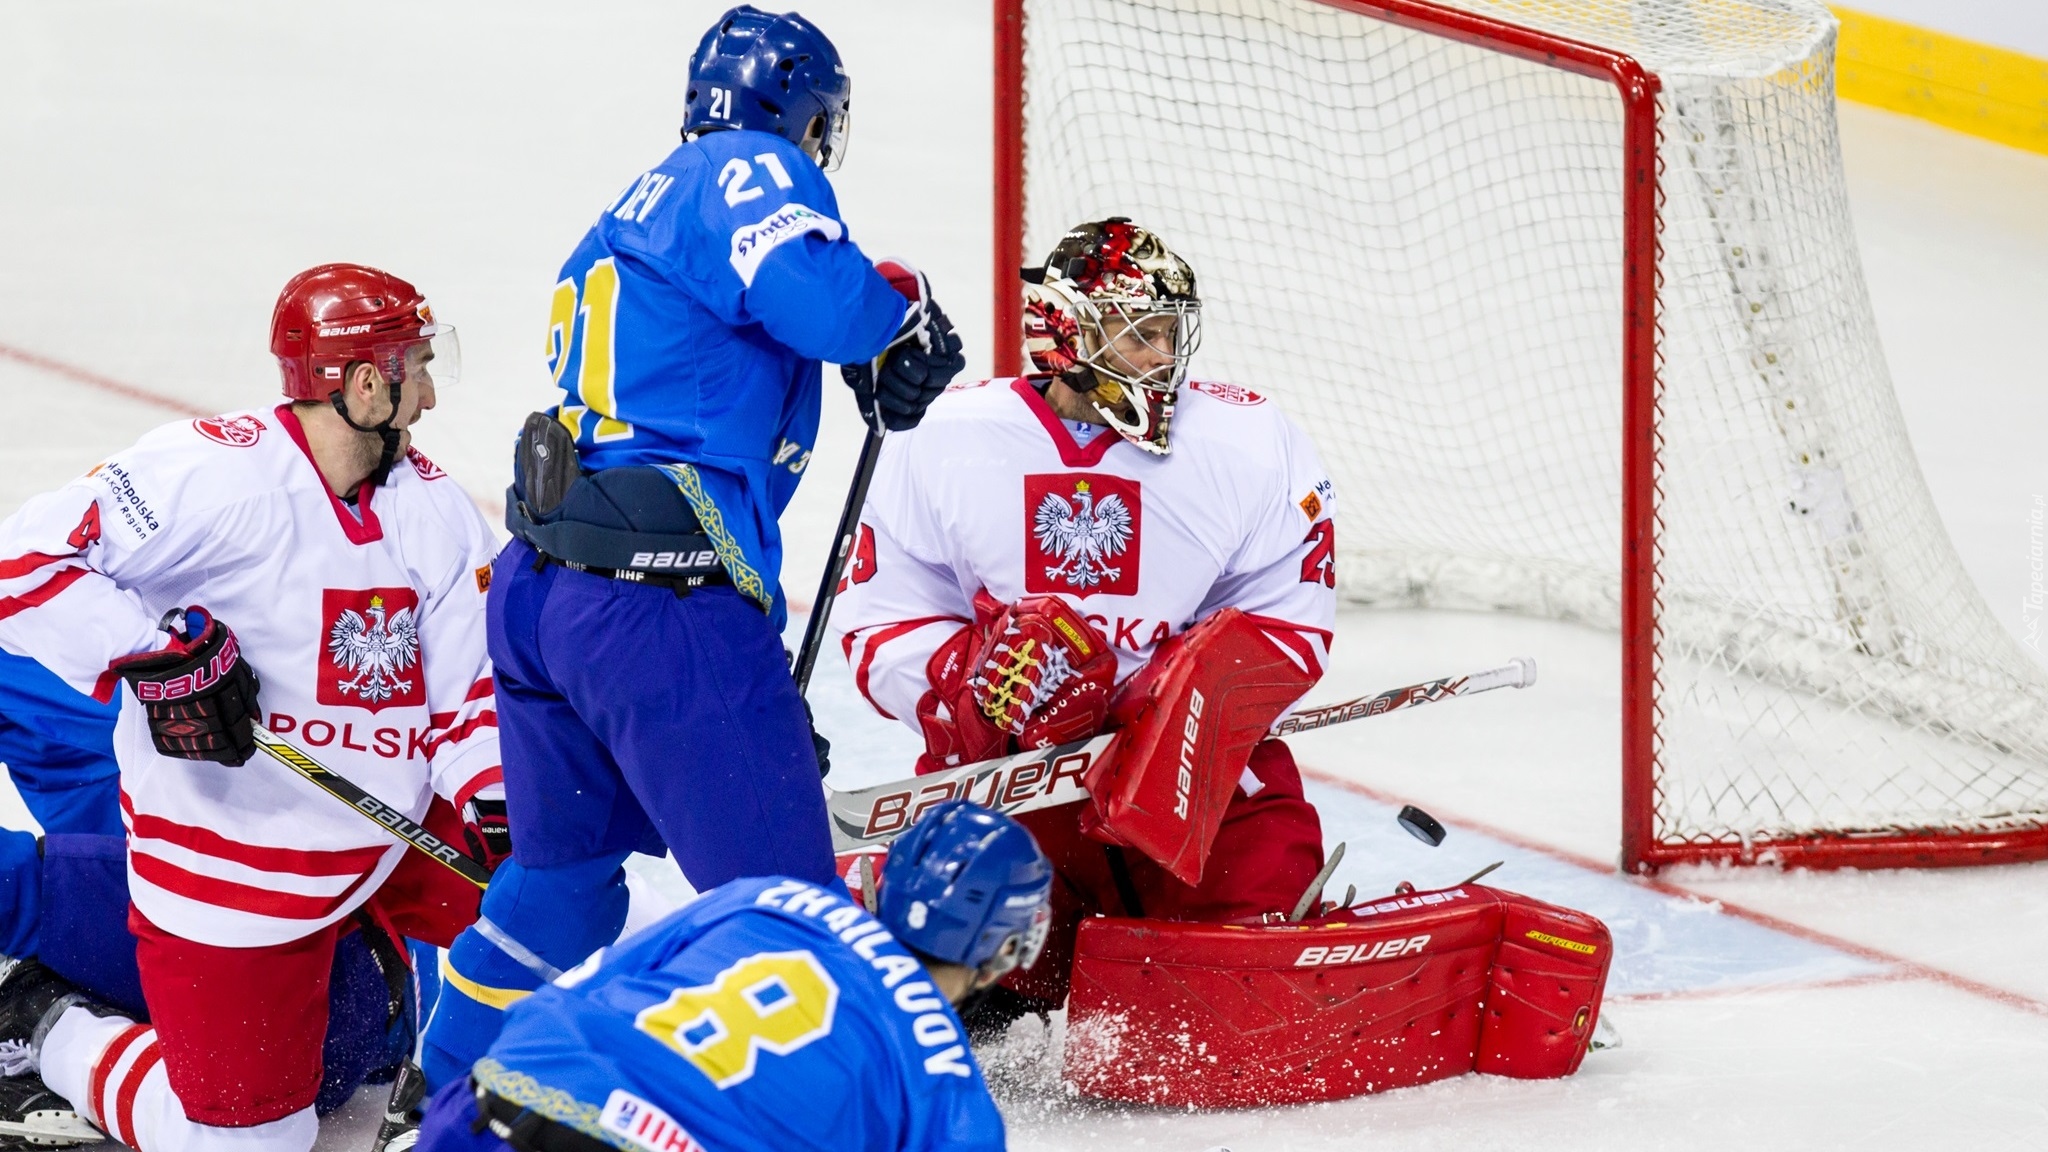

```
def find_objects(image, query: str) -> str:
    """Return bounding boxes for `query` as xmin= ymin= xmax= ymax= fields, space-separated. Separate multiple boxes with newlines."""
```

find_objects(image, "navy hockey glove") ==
xmin=110 ymin=606 xmax=262 ymax=766
xmin=461 ymin=794 xmax=512 ymax=872
xmin=842 ymin=259 xmax=966 ymax=433
xmin=803 ymin=697 xmax=832 ymax=778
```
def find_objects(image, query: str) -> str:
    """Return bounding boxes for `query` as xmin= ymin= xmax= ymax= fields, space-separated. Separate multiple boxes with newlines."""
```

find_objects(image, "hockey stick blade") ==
xmin=1271 ymin=656 xmax=1534 ymax=736
xmin=826 ymin=656 xmax=1535 ymax=856
xmin=250 ymin=726 xmax=490 ymax=890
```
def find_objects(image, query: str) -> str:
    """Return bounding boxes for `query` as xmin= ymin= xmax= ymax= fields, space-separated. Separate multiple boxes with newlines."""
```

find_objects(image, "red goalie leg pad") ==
xmin=1064 ymin=894 xmax=1503 ymax=1108
xmin=1063 ymin=885 xmax=1613 ymax=1107
xmin=1474 ymin=891 xmax=1613 ymax=1078
xmin=1080 ymin=608 xmax=1316 ymax=885
xmin=990 ymin=746 xmax=1321 ymax=1008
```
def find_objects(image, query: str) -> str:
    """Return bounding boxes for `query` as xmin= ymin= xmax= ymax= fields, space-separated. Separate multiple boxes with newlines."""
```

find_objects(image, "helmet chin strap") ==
xmin=1064 ymin=364 xmax=1163 ymax=450
xmin=330 ymin=373 xmax=404 ymax=489
xmin=1090 ymin=388 xmax=1152 ymax=444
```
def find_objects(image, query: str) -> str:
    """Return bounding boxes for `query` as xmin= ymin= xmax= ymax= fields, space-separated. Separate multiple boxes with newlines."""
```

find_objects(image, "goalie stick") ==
xmin=250 ymin=725 xmax=491 ymax=890
xmin=824 ymin=656 xmax=1536 ymax=855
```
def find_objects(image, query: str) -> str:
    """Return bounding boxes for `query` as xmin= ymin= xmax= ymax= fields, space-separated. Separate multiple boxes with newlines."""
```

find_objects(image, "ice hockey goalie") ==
xmin=832 ymin=219 xmax=1612 ymax=1106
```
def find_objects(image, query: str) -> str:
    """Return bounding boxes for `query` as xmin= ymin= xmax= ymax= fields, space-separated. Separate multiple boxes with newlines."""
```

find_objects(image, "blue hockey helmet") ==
xmin=683 ymin=6 xmax=852 ymax=169
xmin=878 ymin=799 xmax=1054 ymax=976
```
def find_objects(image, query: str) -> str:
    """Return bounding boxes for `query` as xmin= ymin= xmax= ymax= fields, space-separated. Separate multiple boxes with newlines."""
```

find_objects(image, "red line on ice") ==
xmin=1606 ymin=969 xmax=1912 ymax=1004
xmin=1302 ymin=766 xmax=2048 ymax=1022
xmin=0 ymin=341 xmax=209 ymax=416
xmin=1 ymin=340 xmax=504 ymax=518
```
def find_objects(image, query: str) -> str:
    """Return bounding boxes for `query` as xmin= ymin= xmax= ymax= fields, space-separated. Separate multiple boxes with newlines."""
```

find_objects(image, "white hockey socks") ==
xmin=39 ymin=1006 xmax=316 ymax=1152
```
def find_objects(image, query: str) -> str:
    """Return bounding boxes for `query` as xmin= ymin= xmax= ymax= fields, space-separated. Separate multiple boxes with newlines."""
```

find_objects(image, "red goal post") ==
xmin=990 ymin=0 xmax=2048 ymax=872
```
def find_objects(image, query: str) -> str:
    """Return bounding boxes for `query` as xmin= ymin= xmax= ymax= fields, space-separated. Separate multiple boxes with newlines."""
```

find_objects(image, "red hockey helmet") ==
xmin=1022 ymin=218 xmax=1200 ymax=455
xmin=270 ymin=264 xmax=459 ymax=402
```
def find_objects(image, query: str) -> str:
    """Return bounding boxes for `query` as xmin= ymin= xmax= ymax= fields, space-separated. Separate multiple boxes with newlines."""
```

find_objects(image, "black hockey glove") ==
xmin=110 ymin=606 xmax=262 ymax=766
xmin=842 ymin=259 xmax=966 ymax=433
xmin=461 ymin=794 xmax=512 ymax=872
xmin=803 ymin=697 xmax=832 ymax=778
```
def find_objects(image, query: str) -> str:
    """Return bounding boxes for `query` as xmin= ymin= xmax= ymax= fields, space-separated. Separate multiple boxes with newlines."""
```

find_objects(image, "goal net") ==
xmin=995 ymin=0 xmax=2048 ymax=870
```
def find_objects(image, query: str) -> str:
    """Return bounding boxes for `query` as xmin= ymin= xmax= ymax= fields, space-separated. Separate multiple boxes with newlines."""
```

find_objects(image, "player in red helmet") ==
xmin=0 ymin=264 xmax=500 ymax=1152
xmin=271 ymin=263 xmax=462 ymax=488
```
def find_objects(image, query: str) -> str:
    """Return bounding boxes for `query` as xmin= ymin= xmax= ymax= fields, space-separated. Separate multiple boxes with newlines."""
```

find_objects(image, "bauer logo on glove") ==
xmin=108 ymin=606 xmax=263 ymax=765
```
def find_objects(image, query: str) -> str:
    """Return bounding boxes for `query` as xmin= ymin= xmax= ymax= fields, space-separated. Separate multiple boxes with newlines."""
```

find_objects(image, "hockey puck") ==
xmin=1397 ymin=805 xmax=1447 ymax=846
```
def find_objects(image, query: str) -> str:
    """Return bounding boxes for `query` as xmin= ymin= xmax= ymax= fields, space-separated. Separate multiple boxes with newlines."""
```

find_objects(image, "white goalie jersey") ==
xmin=832 ymin=378 xmax=1338 ymax=727
xmin=0 ymin=407 xmax=501 ymax=946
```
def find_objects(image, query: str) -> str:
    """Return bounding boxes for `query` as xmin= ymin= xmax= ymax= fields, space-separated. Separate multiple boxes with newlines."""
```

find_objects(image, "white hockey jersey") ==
xmin=833 ymin=378 xmax=1337 ymax=729
xmin=0 ymin=406 xmax=501 ymax=947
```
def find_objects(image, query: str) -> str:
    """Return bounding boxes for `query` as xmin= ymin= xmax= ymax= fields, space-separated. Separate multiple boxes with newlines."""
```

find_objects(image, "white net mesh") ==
xmin=1016 ymin=0 xmax=2048 ymax=859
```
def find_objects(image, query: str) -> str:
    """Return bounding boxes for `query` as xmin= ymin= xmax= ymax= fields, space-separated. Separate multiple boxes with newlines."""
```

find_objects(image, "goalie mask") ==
xmin=1023 ymin=218 xmax=1200 ymax=455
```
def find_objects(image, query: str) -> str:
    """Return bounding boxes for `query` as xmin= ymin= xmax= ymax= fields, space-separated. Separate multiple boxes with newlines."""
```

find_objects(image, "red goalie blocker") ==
xmin=1064 ymin=885 xmax=1612 ymax=1108
xmin=1081 ymin=608 xmax=1316 ymax=886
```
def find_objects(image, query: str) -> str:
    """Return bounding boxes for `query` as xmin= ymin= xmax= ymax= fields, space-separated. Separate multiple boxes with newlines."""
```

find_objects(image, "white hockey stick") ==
xmin=824 ymin=656 xmax=1536 ymax=855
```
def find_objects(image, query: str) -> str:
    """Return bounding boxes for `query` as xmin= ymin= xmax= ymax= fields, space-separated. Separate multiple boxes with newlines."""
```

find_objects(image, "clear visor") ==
xmin=979 ymin=900 xmax=1054 ymax=983
xmin=399 ymin=325 xmax=461 ymax=391
xmin=1082 ymin=299 xmax=1201 ymax=397
xmin=819 ymin=105 xmax=852 ymax=171
xmin=1016 ymin=901 xmax=1051 ymax=970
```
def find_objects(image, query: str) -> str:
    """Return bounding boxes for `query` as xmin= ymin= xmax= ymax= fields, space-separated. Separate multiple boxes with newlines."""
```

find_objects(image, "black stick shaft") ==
xmin=794 ymin=427 xmax=886 ymax=695
xmin=251 ymin=726 xmax=489 ymax=889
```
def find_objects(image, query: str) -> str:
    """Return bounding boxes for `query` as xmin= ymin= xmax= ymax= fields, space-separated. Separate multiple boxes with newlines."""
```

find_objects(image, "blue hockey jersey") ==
xmin=545 ymin=129 xmax=907 ymax=624
xmin=472 ymin=875 xmax=1006 ymax=1152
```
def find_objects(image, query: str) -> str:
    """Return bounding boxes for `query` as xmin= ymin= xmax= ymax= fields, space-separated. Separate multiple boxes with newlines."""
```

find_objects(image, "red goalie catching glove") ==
xmin=914 ymin=617 xmax=1009 ymax=775
xmin=993 ymin=597 xmax=1118 ymax=750
xmin=915 ymin=592 xmax=1119 ymax=774
xmin=971 ymin=595 xmax=1118 ymax=742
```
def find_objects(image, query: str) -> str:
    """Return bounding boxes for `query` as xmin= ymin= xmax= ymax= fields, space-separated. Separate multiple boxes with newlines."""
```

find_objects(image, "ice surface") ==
xmin=2 ymin=3 xmax=2045 ymax=1149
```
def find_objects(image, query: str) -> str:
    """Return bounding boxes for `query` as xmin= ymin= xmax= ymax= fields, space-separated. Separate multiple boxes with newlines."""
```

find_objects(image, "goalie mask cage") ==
xmin=991 ymin=0 xmax=2048 ymax=872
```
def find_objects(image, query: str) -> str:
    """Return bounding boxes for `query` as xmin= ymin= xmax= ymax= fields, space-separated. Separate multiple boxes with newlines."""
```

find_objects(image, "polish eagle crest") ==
xmin=1033 ymin=480 xmax=1135 ymax=591
xmin=327 ymin=594 xmax=420 ymax=705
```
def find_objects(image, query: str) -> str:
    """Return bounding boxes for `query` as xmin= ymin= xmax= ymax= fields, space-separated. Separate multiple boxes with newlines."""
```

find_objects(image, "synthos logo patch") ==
xmin=318 ymin=587 xmax=424 ymax=711
xmin=1024 ymin=473 xmax=1141 ymax=598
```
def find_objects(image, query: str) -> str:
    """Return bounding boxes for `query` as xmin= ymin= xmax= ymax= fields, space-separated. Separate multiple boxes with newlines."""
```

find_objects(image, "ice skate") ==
xmin=368 ymin=1061 xmax=426 ymax=1152
xmin=0 ymin=961 xmax=81 ymax=1056
xmin=0 ymin=1074 xmax=99 ymax=1149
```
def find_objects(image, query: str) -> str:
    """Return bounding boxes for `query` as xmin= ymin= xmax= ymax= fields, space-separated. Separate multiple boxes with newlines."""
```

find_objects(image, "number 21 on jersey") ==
xmin=549 ymin=258 xmax=633 ymax=444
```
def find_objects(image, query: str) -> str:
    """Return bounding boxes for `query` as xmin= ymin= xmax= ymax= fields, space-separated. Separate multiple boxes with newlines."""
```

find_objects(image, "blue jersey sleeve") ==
xmin=0 ymin=650 xmax=117 ymax=768
xmin=617 ymin=132 xmax=905 ymax=367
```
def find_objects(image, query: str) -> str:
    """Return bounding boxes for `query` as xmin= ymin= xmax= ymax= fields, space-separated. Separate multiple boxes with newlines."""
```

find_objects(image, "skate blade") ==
xmin=1589 ymin=1012 xmax=1623 ymax=1051
xmin=0 ymin=1111 xmax=103 ymax=1147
